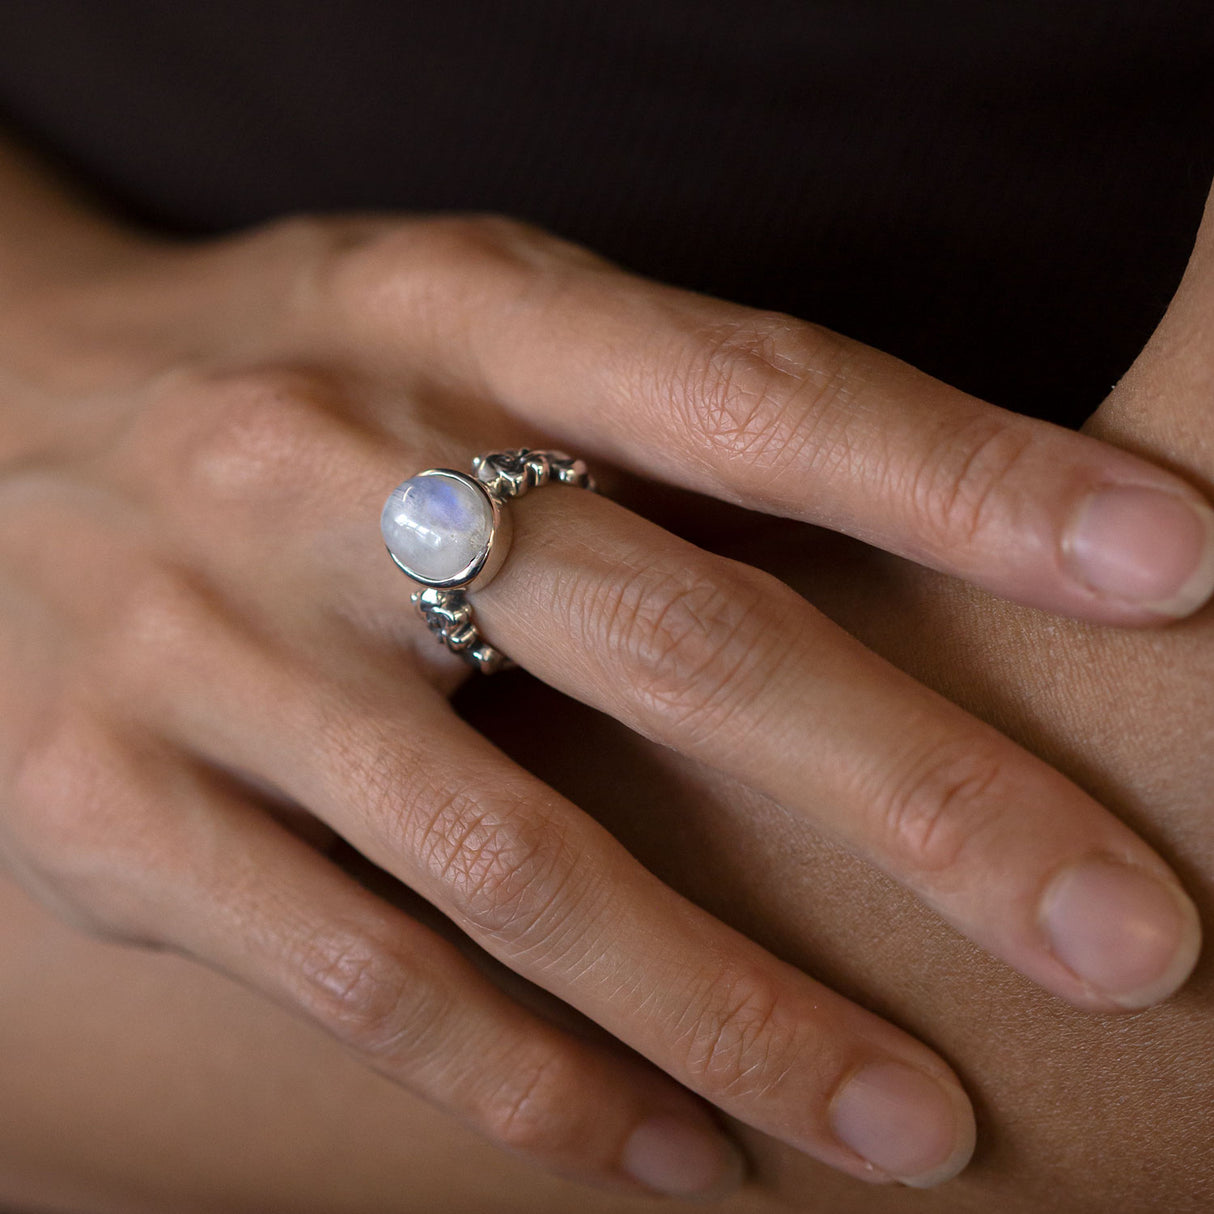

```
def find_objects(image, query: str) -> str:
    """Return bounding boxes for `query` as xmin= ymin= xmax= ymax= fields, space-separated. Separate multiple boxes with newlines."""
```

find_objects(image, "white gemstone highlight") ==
xmin=381 ymin=472 xmax=494 ymax=585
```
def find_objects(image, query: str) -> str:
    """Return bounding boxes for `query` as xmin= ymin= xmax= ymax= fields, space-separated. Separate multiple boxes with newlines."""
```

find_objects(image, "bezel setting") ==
xmin=381 ymin=468 xmax=512 ymax=590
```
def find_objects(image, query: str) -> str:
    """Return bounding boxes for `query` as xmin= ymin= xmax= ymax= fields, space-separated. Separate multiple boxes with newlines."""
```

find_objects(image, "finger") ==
xmin=150 ymin=380 xmax=1200 ymax=1013
xmin=12 ymin=727 xmax=748 ymax=1202
xmin=152 ymin=626 xmax=978 ymax=1188
xmin=465 ymin=487 xmax=1202 ymax=1012
xmin=326 ymin=216 xmax=1214 ymax=624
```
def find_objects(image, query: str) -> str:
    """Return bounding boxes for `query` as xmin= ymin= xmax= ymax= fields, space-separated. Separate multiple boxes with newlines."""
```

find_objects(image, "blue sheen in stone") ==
xmin=381 ymin=472 xmax=493 ymax=585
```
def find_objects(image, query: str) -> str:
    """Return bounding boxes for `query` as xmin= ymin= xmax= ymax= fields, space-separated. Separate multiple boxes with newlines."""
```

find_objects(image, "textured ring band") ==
xmin=381 ymin=448 xmax=597 ymax=673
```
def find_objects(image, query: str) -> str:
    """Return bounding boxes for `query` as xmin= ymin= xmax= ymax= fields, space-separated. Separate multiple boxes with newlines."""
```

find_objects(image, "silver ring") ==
xmin=381 ymin=448 xmax=596 ymax=673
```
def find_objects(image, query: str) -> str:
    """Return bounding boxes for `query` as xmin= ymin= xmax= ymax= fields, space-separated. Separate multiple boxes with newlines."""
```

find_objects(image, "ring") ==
xmin=381 ymin=448 xmax=596 ymax=673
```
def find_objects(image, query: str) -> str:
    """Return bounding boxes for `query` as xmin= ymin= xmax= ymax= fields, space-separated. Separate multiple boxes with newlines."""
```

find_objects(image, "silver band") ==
xmin=385 ymin=448 xmax=596 ymax=673
xmin=471 ymin=448 xmax=596 ymax=501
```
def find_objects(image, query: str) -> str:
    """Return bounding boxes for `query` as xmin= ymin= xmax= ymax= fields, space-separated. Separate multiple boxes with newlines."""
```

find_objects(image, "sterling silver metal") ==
xmin=388 ymin=449 xmax=596 ymax=674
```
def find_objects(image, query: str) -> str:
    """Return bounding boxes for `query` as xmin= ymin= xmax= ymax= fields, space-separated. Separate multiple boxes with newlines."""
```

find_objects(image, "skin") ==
xmin=1 ymin=137 xmax=1214 ymax=1209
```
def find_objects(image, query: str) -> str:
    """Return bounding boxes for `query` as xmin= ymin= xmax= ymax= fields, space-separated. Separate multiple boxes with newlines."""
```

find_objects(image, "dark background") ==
xmin=2 ymin=1 xmax=1213 ymax=428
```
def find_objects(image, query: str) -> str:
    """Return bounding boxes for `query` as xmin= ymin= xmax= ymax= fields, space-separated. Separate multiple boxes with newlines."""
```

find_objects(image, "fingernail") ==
xmin=1064 ymin=485 xmax=1214 ymax=617
xmin=621 ymin=1115 xmax=747 ymax=1199
xmin=1039 ymin=858 xmax=1202 ymax=1008
xmin=829 ymin=1061 xmax=974 ymax=1187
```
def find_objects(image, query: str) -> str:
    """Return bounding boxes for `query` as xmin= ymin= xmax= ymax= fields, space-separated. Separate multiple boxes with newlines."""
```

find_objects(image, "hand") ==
xmin=631 ymin=180 xmax=1214 ymax=1210
xmin=441 ymin=184 xmax=1214 ymax=1211
xmin=0 ymin=182 xmax=1210 ymax=1195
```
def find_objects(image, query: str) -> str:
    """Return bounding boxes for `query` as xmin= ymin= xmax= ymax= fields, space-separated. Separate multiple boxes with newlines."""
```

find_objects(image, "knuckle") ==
xmin=7 ymin=712 xmax=161 ymax=938
xmin=237 ymin=212 xmax=354 ymax=275
xmin=9 ymin=712 xmax=106 ymax=864
xmin=873 ymin=740 xmax=1010 ymax=876
xmin=410 ymin=213 xmax=600 ymax=275
xmin=339 ymin=213 xmax=588 ymax=301
xmin=178 ymin=366 xmax=346 ymax=507
xmin=673 ymin=315 xmax=856 ymax=479
xmin=405 ymin=785 xmax=587 ymax=947
xmin=231 ymin=211 xmax=399 ymax=331
xmin=418 ymin=213 xmax=550 ymax=258
xmin=99 ymin=562 xmax=215 ymax=693
xmin=296 ymin=932 xmax=447 ymax=1061
xmin=680 ymin=967 xmax=802 ymax=1102
xmin=322 ymin=215 xmax=520 ymax=361
xmin=913 ymin=416 xmax=1037 ymax=548
xmin=478 ymin=1049 xmax=587 ymax=1154
xmin=594 ymin=559 xmax=781 ymax=750
xmin=324 ymin=212 xmax=606 ymax=357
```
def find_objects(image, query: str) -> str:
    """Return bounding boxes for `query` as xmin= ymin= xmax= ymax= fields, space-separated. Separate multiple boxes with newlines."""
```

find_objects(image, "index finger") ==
xmin=326 ymin=216 xmax=1214 ymax=624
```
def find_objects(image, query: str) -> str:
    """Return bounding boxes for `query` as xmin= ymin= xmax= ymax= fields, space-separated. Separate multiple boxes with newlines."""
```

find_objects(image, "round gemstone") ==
xmin=381 ymin=471 xmax=494 ymax=585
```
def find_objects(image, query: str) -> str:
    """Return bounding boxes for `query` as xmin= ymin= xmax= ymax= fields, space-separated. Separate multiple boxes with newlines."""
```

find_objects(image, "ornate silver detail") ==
xmin=393 ymin=449 xmax=596 ymax=673
xmin=472 ymin=448 xmax=596 ymax=501
xmin=411 ymin=585 xmax=513 ymax=674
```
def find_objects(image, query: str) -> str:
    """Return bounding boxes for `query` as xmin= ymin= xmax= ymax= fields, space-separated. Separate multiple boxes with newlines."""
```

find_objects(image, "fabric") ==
xmin=2 ymin=2 xmax=1213 ymax=427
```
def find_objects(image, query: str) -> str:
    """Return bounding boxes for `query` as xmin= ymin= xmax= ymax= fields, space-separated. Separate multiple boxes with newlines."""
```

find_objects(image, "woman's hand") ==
xmin=0 ymin=169 xmax=1210 ymax=1194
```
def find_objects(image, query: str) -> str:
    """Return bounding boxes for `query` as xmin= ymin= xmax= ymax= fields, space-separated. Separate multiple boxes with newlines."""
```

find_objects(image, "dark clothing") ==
xmin=2 ymin=2 xmax=1213 ymax=427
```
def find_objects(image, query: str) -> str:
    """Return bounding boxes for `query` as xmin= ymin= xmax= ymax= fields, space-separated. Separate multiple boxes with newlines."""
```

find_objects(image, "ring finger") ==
xmin=470 ymin=483 xmax=1203 ymax=1012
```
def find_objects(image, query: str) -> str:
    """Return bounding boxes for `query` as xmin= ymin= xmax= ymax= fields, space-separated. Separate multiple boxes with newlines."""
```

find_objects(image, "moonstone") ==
xmin=381 ymin=472 xmax=494 ymax=585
